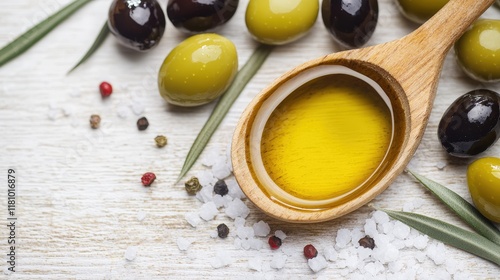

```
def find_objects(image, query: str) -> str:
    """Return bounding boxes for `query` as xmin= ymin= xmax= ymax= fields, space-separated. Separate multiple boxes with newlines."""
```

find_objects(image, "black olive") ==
xmin=321 ymin=0 xmax=379 ymax=49
xmin=438 ymin=89 xmax=500 ymax=157
xmin=167 ymin=0 xmax=239 ymax=33
xmin=108 ymin=0 xmax=166 ymax=51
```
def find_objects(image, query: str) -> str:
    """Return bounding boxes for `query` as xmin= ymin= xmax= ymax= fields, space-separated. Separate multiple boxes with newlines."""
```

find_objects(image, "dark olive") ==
xmin=108 ymin=0 xmax=166 ymax=51
xmin=438 ymin=89 xmax=500 ymax=157
xmin=321 ymin=0 xmax=379 ymax=49
xmin=167 ymin=0 xmax=239 ymax=34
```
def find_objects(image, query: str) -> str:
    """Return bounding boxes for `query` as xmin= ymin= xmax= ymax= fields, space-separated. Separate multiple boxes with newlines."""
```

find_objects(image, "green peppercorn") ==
xmin=155 ymin=135 xmax=167 ymax=148
xmin=185 ymin=177 xmax=202 ymax=195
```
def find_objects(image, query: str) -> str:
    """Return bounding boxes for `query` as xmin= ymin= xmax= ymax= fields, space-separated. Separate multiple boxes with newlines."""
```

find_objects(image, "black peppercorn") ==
xmin=217 ymin=223 xmax=230 ymax=238
xmin=213 ymin=179 xmax=228 ymax=196
xmin=358 ymin=235 xmax=375 ymax=249
xmin=137 ymin=117 xmax=149 ymax=131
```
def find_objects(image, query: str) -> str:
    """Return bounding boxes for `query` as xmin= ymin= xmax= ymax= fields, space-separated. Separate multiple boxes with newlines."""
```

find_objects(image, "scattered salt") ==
xmin=323 ymin=246 xmax=338 ymax=262
xmin=364 ymin=219 xmax=378 ymax=237
xmin=210 ymin=250 xmax=233 ymax=268
xmin=130 ymin=101 xmax=144 ymax=115
xmin=201 ymin=148 xmax=219 ymax=167
xmin=212 ymin=194 xmax=226 ymax=209
xmin=124 ymin=246 xmax=138 ymax=261
xmin=196 ymin=170 xmax=217 ymax=188
xmin=116 ymin=105 xmax=129 ymax=119
xmin=270 ymin=253 xmax=287 ymax=270
xmin=177 ymin=237 xmax=193 ymax=251
xmin=210 ymin=229 xmax=218 ymax=239
xmin=199 ymin=201 xmax=219 ymax=221
xmin=226 ymin=178 xmax=245 ymax=200
xmin=413 ymin=235 xmax=429 ymax=250
xmin=212 ymin=157 xmax=232 ymax=179
xmin=335 ymin=228 xmax=351 ymax=249
xmin=137 ymin=211 xmax=146 ymax=221
xmin=436 ymin=161 xmax=447 ymax=170
xmin=234 ymin=217 xmax=246 ymax=228
xmin=356 ymin=247 xmax=371 ymax=261
xmin=372 ymin=210 xmax=390 ymax=224
xmin=225 ymin=198 xmax=250 ymax=219
xmin=249 ymin=238 xmax=264 ymax=250
xmin=426 ymin=242 xmax=446 ymax=265
xmin=253 ymin=221 xmax=271 ymax=237
xmin=185 ymin=212 xmax=201 ymax=227
xmin=393 ymin=221 xmax=411 ymax=239
xmin=236 ymin=226 xmax=255 ymax=239
xmin=274 ymin=230 xmax=287 ymax=241
xmin=402 ymin=201 xmax=416 ymax=212
xmin=350 ymin=228 xmax=364 ymax=247
xmin=308 ymin=256 xmax=328 ymax=273
xmin=364 ymin=261 xmax=384 ymax=276
xmin=196 ymin=183 xmax=214 ymax=203
xmin=248 ymin=258 xmax=262 ymax=271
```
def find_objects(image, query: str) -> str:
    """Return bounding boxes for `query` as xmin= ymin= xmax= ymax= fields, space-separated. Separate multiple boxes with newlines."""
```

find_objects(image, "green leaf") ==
xmin=408 ymin=170 xmax=500 ymax=246
xmin=380 ymin=208 xmax=500 ymax=266
xmin=177 ymin=44 xmax=274 ymax=182
xmin=0 ymin=0 xmax=92 ymax=67
xmin=68 ymin=20 xmax=109 ymax=74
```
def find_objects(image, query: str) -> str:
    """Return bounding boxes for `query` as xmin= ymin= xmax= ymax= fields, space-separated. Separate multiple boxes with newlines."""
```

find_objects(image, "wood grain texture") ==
xmin=0 ymin=0 xmax=499 ymax=278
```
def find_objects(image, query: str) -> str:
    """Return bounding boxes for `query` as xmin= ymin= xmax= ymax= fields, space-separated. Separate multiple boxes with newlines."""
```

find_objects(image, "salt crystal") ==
xmin=356 ymin=247 xmax=372 ymax=261
xmin=364 ymin=219 xmax=378 ymax=237
xmin=364 ymin=261 xmax=384 ymax=276
xmin=339 ymin=268 xmax=349 ymax=276
xmin=196 ymin=170 xmax=217 ymax=187
xmin=415 ymin=251 xmax=427 ymax=263
xmin=226 ymin=178 xmax=245 ymax=200
xmin=201 ymin=148 xmax=219 ymax=167
xmin=412 ymin=198 xmax=424 ymax=209
xmin=345 ymin=254 xmax=358 ymax=270
xmin=350 ymin=228 xmax=364 ymax=247
xmin=199 ymin=201 xmax=218 ymax=221
xmin=392 ymin=239 xmax=405 ymax=250
xmin=436 ymin=161 xmax=447 ymax=170
xmin=212 ymin=157 xmax=232 ymax=179
xmin=373 ymin=234 xmax=389 ymax=249
xmin=383 ymin=244 xmax=399 ymax=263
xmin=137 ymin=211 xmax=146 ymax=221
xmin=253 ymin=220 xmax=271 ymax=237
xmin=426 ymin=242 xmax=446 ymax=265
xmin=124 ymin=246 xmax=138 ymax=261
xmin=210 ymin=250 xmax=232 ymax=268
xmin=382 ymin=221 xmax=394 ymax=235
xmin=185 ymin=212 xmax=201 ymax=227
xmin=445 ymin=259 xmax=459 ymax=274
xmin=177 ymin=237 xmax=193 ymax=251
xmin=274 ymin=230 xmax=287 ymax=240
xmin=249 ymin=238 xmax=264 ymax=250
xmin=241 ymin=239 xmax=251 ymax=250
xmin=210 ymin=229 xmax=218 ymax=239
xmin=413 ymin=235 xmax=429 ymax=250
xmin=234 ymin=217 xmax=246 ymax=228
xmin=308 ymin=255 xmax=328 ymax=273
xmin=324 ymin=246 xmax=338 ymax=261
xmin=248 ymin=258 xmax=262 ymax=271
xmin=372 ymin=210 xmax=390 ymax=224
xmin=336 ymin=228 xmax=351 ymax=248
xmin=196 ymin=183 xmax=214 ymax=203
xmin=116 ymin=105 xmax=129 ymax=119
xmin=402 ymin=201 xmax=415 ymax=212
xmin=130 ymin=102 xmax=145 ymax=115
xmin=212 ymin=194 xmax=226 ymax=208
xmin=236 ymin=226 xmax=255 ymax=239
xmin=270 ymin=253 xmax=288 ymax=269
xmin=225 ymin=198 xmax=250 ymax=219
xmin=393 ymin=221 xmax=411 ymax=239
xmin=234 ymin=238 xmax=242 ymax=249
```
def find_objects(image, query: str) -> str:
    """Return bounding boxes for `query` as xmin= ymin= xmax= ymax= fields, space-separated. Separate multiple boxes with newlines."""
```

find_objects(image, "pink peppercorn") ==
xmin=141 ymin=172 xmax=156 ymax=186
xmin=99 ymin=82 xmax=113 ymax=97
xmin=268 ymin=236 xmax=282 ymax=250
xmin=303 ymin=244 xmax=318 ymax=259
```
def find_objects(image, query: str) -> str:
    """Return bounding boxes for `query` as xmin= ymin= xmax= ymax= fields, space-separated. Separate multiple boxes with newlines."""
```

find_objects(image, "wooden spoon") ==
xmin=232 ymin=0 xmax=495 ymax=222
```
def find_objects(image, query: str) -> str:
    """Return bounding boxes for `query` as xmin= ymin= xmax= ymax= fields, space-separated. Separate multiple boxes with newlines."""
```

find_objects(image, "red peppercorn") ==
xmin=141 ymin=172 xmax=156 ymax=186
xmin=303 ymin=244 xmax=318 ymax=259
xmin=268 ymin=235 xmax=282 ymax=250
xmin=99 ymin=81 xmax=113 ymax=98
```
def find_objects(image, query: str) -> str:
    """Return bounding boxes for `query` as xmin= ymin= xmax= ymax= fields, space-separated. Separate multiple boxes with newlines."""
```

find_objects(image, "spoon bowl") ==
xmin=232 ymin=0 xmax=495 ymax=222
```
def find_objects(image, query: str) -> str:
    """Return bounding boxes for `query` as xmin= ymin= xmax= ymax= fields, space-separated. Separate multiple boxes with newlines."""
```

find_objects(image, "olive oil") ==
xmin=260 ymin=74 xmax=392 ymax=205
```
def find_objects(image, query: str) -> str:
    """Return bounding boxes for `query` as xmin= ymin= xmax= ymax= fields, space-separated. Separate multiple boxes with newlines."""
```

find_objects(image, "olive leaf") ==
xmin=177 ymin=44 xmax=274 ymax=182
xmin=408 ymin=170 xmax=500 ymax=246
xmin=380 ymin=209 xmax=500 ymax=266
xmin=0 ymin=0 xmax=92 ymax=67
xmin=68 ymin=20 xmax=109 ymax=74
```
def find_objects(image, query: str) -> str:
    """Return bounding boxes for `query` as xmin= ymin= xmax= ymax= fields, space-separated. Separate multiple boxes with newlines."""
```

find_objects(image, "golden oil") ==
xmin=260 ymin=74 xmax=392 ymax=206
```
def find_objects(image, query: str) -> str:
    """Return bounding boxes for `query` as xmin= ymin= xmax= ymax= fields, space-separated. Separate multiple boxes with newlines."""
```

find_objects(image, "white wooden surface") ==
xmin=0 ymin=0 xmax=499 ymax=278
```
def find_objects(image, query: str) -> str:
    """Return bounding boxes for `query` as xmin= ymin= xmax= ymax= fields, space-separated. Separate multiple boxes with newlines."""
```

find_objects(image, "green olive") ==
xmin=455 ymin=19 xmax=500 ymax=83
xmin=245 ymin=0 xmax=319 ymax=45
xmin=158 ymin=34 xmax=238 ymax=107
xmin=467 ymin=157 xmax=500 ymax=223
xmin=395 ymin=0 xmax=449 ymax=24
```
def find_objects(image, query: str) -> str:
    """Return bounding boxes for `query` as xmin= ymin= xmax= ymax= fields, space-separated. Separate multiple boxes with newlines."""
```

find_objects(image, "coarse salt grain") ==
xmin=236 ymin=226 xmax=255 ymax=239
xmin=226 ymin=178 xmax=245 ymax=200
xmin=335 ymin=228 xmax=351 ymax=248
xmin=137 ymin=211 xmax=146 ymax=221
xmin=393 ymin=221 xmax=411 ymax=239
xmin=308 ymin=255 xmax=328 ymax=273
xmin=210 ymin=250 xmax=233 ymax=268
xmin=225 ymin=198 xmax=250 ymax=219
xmin=413 ymin=235 xmax=429 ymax=250
xmin=372 ymin=210 xmax=390 ymax=224
xmin=201 ymin=148 xmax=219 ymax=167
xmin=274 ymin=230 xmax=287 ymax=241
xmin=199 ymin=201 xmax=218 ymax=221
xmin=177 ymin=237 xmax=193 ymax=251
xmin=323 ymin=246 xmax=338 ymax=262
xmin=130 ymin=101 xmax=145 ymax=115
xmin=426 ymin=242 xmax=446 ymax=265
xmin=364 ymin=219 xmax=378 ymax=237
xmin=212 ymin=156 xmax=232 ymax=179
xmin=124 ymin=246 xmax=138 ymax=261
xmin=249 ymin=238 xmax=264 ymax=250
xmin=270 ymin=253 xmax=287 ymax=270
xmin=185 ymin=212 xmax=202 ymax=227
xmin=196 ymin=183 xmax=214 ymax=203
xmin=253 ymin=221 xmax=271 ymax=237
xmin=248 ymin=258 xmax=262 ymax=271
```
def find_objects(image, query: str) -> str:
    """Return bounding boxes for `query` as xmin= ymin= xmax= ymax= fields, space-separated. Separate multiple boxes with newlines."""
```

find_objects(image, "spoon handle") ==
xmin=408 ymin=0 xmax=495 ymax=57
